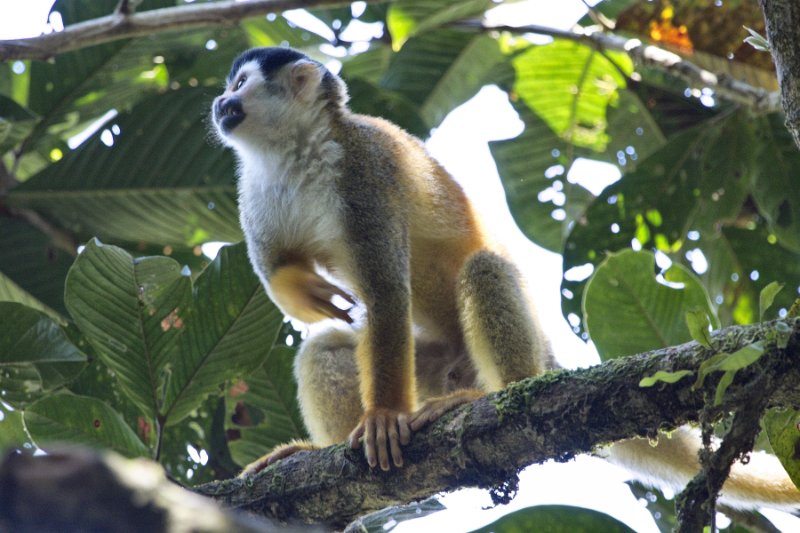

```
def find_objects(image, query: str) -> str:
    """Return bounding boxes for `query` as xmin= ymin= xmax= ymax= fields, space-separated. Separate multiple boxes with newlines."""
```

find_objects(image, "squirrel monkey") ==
xmin=212 ymin=47 xmax=554 ymax=473
xmin=211 ymin=47 xmax=800 ymax=512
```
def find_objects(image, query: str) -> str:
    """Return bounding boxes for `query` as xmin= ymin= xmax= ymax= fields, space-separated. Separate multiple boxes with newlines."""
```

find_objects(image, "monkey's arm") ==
xmin=340 ymin=180 xmax=416 ymax=471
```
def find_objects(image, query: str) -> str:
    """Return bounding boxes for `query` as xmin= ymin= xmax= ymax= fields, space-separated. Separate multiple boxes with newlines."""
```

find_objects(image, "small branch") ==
xmin=676 ymin=371 xmax=776 ymax=531
xmin=8 ymin=207 xmax=77 ymax=257
xmin=195 ymin=320 xmax=800 ymax=527
xmin=758 ymin=0 xmax=800 ymax=148
xmin=0 ymin=0 xmax=360 ymax=61
xmin=454 ymin=21 xmax=781 ymax=113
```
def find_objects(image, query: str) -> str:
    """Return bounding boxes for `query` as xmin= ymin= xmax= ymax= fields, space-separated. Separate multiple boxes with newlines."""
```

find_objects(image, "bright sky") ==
xmin=3 ymin=2 xmax=798 ymax=532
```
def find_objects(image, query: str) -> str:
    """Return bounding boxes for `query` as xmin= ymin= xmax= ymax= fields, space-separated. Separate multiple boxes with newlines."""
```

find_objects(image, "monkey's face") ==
xmin=211 ymin=60 xmax=293 ymax=147
xmin=211 ymin=48 xmax=344 ymax=152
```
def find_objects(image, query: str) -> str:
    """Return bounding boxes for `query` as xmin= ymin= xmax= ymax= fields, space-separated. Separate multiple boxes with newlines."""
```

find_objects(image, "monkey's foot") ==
xmin=349 ymin=408 xmax=411 ymax=471
xmin=409 ymin=388 xmax=485 ymax=432
xmin=238 ymin=439 xmax=316 ymax=477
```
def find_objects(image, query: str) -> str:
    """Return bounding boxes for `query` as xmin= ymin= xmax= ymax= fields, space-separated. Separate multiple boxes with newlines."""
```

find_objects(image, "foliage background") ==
xmin=1 ymin=0 xmax=799 ymax=531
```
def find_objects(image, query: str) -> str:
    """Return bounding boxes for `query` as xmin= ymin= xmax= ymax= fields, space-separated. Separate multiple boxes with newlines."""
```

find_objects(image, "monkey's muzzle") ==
xmin=213 ymin=96 xmax=245 ymax=133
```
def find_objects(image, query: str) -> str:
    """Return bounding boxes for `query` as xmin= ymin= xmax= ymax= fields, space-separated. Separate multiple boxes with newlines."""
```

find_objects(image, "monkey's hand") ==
xmin=349 ymin=408 xmax=411 ymax=471
xmin=409 ymin=389 xmax=484 ymax=432
xmin=239 ymin=439 xmax=317 ymax=477
xmin=270 ymin=264 xmax=355 ymax=324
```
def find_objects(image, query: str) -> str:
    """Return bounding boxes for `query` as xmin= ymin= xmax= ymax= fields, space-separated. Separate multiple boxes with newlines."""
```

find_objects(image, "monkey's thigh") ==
xmin=457 ymin=250 xmax=549 ymax=391
xmin=294 ymin=327 xmax=363 ymax=446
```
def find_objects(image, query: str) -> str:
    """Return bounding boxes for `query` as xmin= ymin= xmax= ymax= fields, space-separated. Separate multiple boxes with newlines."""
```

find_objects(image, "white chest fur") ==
xmin=236 ymin=137 xmax=345 ymax=264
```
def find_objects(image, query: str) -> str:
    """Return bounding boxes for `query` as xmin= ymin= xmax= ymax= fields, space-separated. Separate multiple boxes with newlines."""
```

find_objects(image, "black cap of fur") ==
xmin=227 ymin=47 xmax=309 ymax=83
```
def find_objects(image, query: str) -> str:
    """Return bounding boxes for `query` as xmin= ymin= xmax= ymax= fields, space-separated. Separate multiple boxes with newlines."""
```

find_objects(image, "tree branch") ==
xmin=0 ymin=0 xmax=360 ymax=61
xmin=758 ymin=0 xmax=800 ymax=148
xmin=454 ymin=21 xmax=781 ymax=113
xmin=194 ymin=319 xmax=800 ymax=528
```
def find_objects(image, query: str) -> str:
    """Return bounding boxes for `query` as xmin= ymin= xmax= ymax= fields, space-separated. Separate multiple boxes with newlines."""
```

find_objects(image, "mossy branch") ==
xmin=192 ymin=319 xmax=800 ymax=529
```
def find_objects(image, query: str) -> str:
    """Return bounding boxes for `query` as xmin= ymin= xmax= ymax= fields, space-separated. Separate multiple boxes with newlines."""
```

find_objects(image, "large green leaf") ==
xmin=491 ymin=103 xmax=596 ymax=252
xmin=387 ymin=0 xmax=493 ymax=49
xmin=470 ymin=505 xmax=635 ymax=533
xmin=562 ymin=111 xmax=755 ymax=331
xmin=9 ymin=88 xmax=241 ymax=247
xmin=0 ymin=402 xmax=27 ymax=451
xmin=162 ymin=242 xmax=284 ymax=424
xmin=583 ymin=250 xmax=718 ymax=360
xmin=382 ymin=30 xmax=506 ymax=129
xmin=65 ymin=239 xmax=191 ymax=419
xmin=763 ymin=408 xmax=800 ymax=490
xmin=24 ymin=393 xmax=149 ymax=458
xmin=0 ymin=94 xmax=37 ymax=155
xmin=0 ymin=302 xmax=87 ymax=407
xmin=751 ymin=113 xmax=800 ymax=253
xmin=513 ymin=40 xmax=632 ymax=152
xmin=0 ymin=217 xmax=74 ymax=316
xmin=226 ymin=347 xmax=307 ymax=467
xmin=64 ymin=240 xmax=284 ymax=427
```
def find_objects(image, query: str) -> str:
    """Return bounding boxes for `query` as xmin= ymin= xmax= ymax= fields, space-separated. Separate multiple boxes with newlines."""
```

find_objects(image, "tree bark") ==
xmin=0 ymin=0 xmax=357 ymax=61
xmin=192 ymin=319 xmax=800 ymax=528
xmin=759 ymin=0 xmax=800 ymax=148
xmin=2 ymin=320 xmax=798 ymax=531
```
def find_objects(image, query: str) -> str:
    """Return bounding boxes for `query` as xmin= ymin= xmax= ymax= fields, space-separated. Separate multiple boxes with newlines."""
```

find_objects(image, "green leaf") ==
xmin=24 ymin=393 xmax=148 ymax=458
xmin=470 ymin=505 xmax=635 ymax=533
xmin=382 ymin=30 xmax=506 ymax=129
xmin=759 ymin=281 xmax=784 ymax=322
xmin=491 ymin=101 xmax=596 ymax=252
xmin=226 ymin=347 xmax=307 ymax=467
xmin=563 ymin=110 xmax=756 ymax=331
xmin=163 ymin=243 xmax=284 ymax=424
xmin=717 ymin=342 xmax=766 ymax=372
xmin=0 ymin=402 xmax=30 ymax=451
xmin=743 ymin=26 xmax=770 ymax=52
xmin=9 ymin=88 xmax=241 ymax=247
xmin=355 ymin=498 xmax=446 ymax=532
xmin=0 ymin=302 xmax=87 ymax=407
xmin=749 ymin=114 xmax=800 ymax=253
xmin=0 ymin=94 xmax=37 ymax=155
xmin=583 ymin=250 xmax=719 ymax=360
xmin=512 ymin=40 xmax=632 ymax=152
xmin=65 ymin=239 xmax=191 ymax=419
xmin=695 ymin=352 xmax=732 ymax=390
xmin=763 ymin=408 xmax=800 ymax=490
xmin=694 ymin=342 xmax=765 ymax=400
xmin=714 ymin=370 xmax=736 ymax=406
xmin=639 ymin=370 xmax=693 ymax=388
xmin=387 ymin=0 xmax=492 ymax=49
xmin=0 ymin=217 xmax=74 ymax=316
xmin=685 ymin=310 xmax=713 ymax=349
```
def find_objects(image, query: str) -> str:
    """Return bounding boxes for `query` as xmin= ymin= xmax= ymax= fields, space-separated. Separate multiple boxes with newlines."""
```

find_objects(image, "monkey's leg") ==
xmin=239 ymin=327 xmax=363 ymax=476
xmin=411 ymin=250 xmax=553 ymax=430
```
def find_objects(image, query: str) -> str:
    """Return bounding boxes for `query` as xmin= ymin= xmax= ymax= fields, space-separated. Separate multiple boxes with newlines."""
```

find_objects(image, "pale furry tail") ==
xmin=600 ymin=428 xmax=800 ymax=511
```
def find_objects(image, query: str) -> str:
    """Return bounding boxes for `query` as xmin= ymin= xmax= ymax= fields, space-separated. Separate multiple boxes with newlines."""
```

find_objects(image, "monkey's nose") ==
xmin=213 ymin=96 xmax=245 ymax=133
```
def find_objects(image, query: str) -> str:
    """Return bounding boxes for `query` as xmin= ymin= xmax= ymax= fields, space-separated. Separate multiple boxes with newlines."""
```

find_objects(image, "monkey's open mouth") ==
xmin=214 ymin=97 xmax=245 ymax=133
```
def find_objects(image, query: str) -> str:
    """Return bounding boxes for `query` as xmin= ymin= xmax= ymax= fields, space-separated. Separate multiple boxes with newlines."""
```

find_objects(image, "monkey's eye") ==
xmin=235 ymin=76 xmax=247 ymax=90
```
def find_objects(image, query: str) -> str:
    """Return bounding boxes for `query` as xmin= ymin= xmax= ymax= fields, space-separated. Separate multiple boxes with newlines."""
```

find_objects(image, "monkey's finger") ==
xmin=349 ymin=423 xmax=364 ymax=449
xmin=364 ymin=417 xmax=378 ymax=469
xmin=310 ymin=279 xmax=356 ymax=305
xmin=312 ymin=299 xmax=354 ymax=323
xmin=375 ymin=415 xmax=391 ymax=471
xmin=388 ymin=420 xmax=403 ymax=468
xmin=398 ymin=413 xmax=411 ymax=446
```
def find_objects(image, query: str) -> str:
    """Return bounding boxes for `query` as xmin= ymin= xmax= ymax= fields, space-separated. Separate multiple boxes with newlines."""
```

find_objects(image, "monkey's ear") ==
xmin=290 ymin=60 xmax=324 ymax=102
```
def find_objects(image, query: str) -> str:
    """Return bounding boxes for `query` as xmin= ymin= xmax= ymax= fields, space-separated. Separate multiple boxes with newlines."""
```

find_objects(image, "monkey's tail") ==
xmin=600 ymin=428 xmax=800 ymax=511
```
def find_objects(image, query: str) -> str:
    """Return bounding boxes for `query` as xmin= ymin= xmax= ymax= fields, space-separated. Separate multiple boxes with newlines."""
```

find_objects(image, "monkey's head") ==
xmin=211 ymin=47 xmax=348 ymax=149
